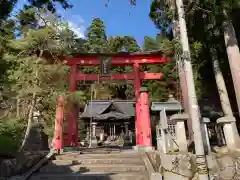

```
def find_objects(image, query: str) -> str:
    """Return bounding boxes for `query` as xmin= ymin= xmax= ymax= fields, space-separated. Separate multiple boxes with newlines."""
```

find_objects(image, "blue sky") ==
xmin=15 ymin=0 xmax=158 ymax=46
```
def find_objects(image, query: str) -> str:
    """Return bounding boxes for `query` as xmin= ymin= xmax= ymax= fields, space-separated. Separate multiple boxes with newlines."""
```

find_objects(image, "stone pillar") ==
xmin=110 ymin=125 xmax=112 ymax=140
xmin=160 ymin=109 xmax=169 ymax=153
xmin=99 ymin=131 xmax=104 ymax=142
xmin=92 ymin=122 xmax=97 ymax=137
xmin=201 ymin=117 xmax=211 ymax=154
xmin=161 ymin=128 xmax=168 ymax=153
xmin=215 ymin=125 xmax=223 ymax=146
xmin=86 ymin=126 xmax=90 ymax=141
xmin=217 ymin=116 xmax=237 ymax=150
xmin=91 ymin=122 xmax=97 ymax=147
xmin=124 ymin=122 xmax=129 ymax=135
xmin=129 ymin=130 xmax=133 ymax=144
xmin=170 ymin=113 xmax=189 ymax=153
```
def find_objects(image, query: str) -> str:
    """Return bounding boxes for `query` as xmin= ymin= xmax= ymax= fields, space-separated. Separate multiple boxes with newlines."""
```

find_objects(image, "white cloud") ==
xmin=59 ymin=11 xmax=86 ymax=38
xmin=67 ymin=20 xmax=85 ymax=38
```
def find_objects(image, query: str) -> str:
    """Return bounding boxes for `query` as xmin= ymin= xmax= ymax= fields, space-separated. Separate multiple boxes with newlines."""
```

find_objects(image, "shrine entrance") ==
xmin=64 ymin=51 xmax=168 ymax=147
xmin=80 ymin=100 xmax=136 ymax=147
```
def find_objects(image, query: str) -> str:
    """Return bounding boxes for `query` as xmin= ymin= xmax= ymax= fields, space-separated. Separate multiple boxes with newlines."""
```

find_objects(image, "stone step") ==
xmin=56 ymin=153 xmax=140 ymax=160
xmin=39 ymin=164 xmax=146 ymax=173
xmin=81 ymin=150 xmax=121 ymax=154
xmin=29 ymin=172 xmax=148 ymax=180
xmin=51 ymin=158 xmax=143 ymax=165
xmin=62 ymin=149 xmax=136 ymax=155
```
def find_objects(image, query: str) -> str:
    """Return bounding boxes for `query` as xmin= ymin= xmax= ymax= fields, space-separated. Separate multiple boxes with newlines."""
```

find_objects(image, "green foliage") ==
xmin=78 ymin=120 xmax=85 ymax=141
xmin=2 ymin=9 xmax=87 ymax=139
xmin=142 ymin=36 xmax=178 ymax=100
xmin=149 ymin=0 xmax=173 ymax=33
xmin=0 ymin=0 xmax=18 ymax=23
xmin=80 ymin=17 xmax=141 ymax=100
xmin=85 ymin=18 xmax=107 ymax=53
xmin=147 ymin=0 xmax=228 ymax=100
xmin=0 ymin=0 xmax=72 ymax=27
xmin=26 ymin=0 xmax=72 ymax=13
xmin=0 ymin=118 xmax=24 ymax=154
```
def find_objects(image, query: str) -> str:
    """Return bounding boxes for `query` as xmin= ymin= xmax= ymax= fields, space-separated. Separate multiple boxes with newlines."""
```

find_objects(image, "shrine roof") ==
xmin=71 ymin=50 xmax=165 ymax=57
xmin=80 ymin=100 xmax=135 ymax=120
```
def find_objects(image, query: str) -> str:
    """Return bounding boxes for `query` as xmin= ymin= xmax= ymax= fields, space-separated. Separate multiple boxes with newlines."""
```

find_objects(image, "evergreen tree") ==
xmin=3 ymin=9 xmax=86 ymax=150
xmin=142 ymin=36 xmax=178 ymax=100
xmin=0 ymin=0 xmax=72 ymax=24
xmin=0 ymin=0 xmax=17 ymax=23
xmin=85 ymin=18 xmax=107 ymax=53
xmin=81 ymin=17 xmax=141 ymax=100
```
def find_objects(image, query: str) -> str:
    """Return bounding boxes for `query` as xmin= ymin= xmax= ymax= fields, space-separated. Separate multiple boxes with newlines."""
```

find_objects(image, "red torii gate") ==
xmin=64 ymin=51 xmax=168 ymax=147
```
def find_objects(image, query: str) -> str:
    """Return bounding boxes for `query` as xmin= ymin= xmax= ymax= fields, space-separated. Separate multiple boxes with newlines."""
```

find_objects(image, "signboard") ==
xmin=100 ymin=56 xmax=112 ymax=76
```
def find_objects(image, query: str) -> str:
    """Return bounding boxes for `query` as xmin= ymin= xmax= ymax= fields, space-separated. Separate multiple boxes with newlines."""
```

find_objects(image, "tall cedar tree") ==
xmin=81 ymin=18 xmax=140 ymax=100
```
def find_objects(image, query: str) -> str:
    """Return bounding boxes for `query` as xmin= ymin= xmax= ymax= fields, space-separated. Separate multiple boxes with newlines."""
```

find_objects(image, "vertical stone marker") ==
xmin=170 ymin=113 xmax=189 ymax=153
xmin=160 ymin=109 xmax=169 ymax=153
xmin=201 ymin=117 xmax=211 ymax=154
xmin=91 ymin=122 xmax=98 ymax=148
xmin=217 ymin=116 xmax=238 ymax=151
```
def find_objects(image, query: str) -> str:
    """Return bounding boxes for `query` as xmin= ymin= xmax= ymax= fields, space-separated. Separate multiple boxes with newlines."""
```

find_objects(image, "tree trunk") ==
xmin=19 ymin=93 xmax=36 ymax=151
xmin=170 ymin=0 xmax=194 ymax=145
xmin=19 ymin=51 xmax=41 ymax=151
xmin=176 ymin=0 xmax=209 ymax=178
xmin=222 ymin=9 xmax=240 ymax=117
xmin=172 ymin=17 xmax=193 ymax=144
xmin=211 ymin=48 xmax=233 ymax=116
xmin=210 ymin=48 xmax=240 ymax=145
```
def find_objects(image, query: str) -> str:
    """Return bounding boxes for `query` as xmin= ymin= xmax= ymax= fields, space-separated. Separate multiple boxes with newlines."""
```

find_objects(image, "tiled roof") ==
xmin=80 ymin=100 xmax=135 ymax=120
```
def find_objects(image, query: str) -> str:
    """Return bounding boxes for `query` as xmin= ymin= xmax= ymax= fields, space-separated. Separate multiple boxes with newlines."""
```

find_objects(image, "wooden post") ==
xmin=133 ymin=63 xmax=142 ymax=146
xmin=139 ymin=87 xmax=152 ymax=147
xmin=66 ymin=64 xmax=77 ymax=147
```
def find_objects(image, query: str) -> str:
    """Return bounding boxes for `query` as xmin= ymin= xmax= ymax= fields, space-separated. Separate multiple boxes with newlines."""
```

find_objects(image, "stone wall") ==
xmin=147 ymin=151 xmax=240 ymax=180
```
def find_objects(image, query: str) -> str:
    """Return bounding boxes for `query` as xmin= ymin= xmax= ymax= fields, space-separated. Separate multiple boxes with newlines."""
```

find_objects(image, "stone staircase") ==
xmin=29 ymin=150 xmax=149 ymax=180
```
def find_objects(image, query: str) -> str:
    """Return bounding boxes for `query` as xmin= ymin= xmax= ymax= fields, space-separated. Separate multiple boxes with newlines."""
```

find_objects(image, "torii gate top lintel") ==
xmin=65 ymin=51 xmax=170 ymax=66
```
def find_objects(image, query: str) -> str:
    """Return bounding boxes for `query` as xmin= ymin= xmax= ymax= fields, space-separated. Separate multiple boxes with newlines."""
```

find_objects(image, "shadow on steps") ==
xmin=18 ymin=150 xmax=148 ymax=180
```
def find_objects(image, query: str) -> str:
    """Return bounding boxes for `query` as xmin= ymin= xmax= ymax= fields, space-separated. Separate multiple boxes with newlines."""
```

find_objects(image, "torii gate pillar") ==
xmin=139 ymin=87 xmax=152 ymax=147
xmin=65 ymin=64 xmax=78 ymax=147
xmin=133 ymin=63 xmax=142 ymax=145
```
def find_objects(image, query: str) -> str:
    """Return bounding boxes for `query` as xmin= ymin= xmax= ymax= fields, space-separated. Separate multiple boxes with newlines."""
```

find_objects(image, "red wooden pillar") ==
xmin=66 ymin=64 xmax=77 ymax=147
xmin=133 ymin=63 xmax=142 ymax=145
xmin=139 ymin=87 xmax=152 ymax=147
xmin=52 ymin=96 xmax=64 ymax=152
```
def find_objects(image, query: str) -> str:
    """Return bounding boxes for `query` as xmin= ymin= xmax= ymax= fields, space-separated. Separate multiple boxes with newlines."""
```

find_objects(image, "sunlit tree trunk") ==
xmin=211 ymin=48 xmax=233 ymax=116
xmin=19 ymin=93 xmax=36 ymax=151
xmin=210 ymin=47 xmax=240 ymax=145
xmin=222 ymin=9 xmax=240 ymax=118
xmin=171 ymin=1 xmax=193 ymax=144
xmin=19 ymin=50 xmax=42 ymax=151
